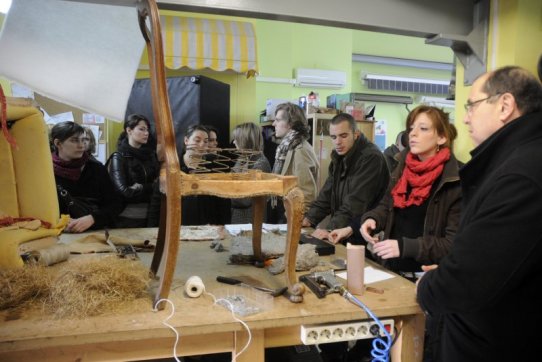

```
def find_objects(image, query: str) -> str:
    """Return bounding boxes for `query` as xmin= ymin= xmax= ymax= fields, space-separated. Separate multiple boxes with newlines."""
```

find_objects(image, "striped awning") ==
xmin=157 ymin=16 xmax=258 ymax=77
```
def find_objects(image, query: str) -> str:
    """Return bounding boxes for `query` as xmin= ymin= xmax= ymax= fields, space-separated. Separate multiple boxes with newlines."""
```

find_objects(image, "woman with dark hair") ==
xmin=181 ymin=124 xmax=209 ymax=170
xmin=147 ymin=124 xmax=228 ymax=226
xmin=269 ymin=102 xmax=319 ymax=223
xmin=51 ymin=121 xmax=122 ymax=233
xmin=108 ymin=114 xmax=160 ymax=228
xmin=230 ymin=122 xmax=271 ymax=223
xmin=203 ymin=124 xmax=219 ymax=149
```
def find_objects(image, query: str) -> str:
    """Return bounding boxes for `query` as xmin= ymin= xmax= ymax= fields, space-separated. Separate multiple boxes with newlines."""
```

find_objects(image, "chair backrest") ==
xmin=0 ymin=97 xmax=59 ymax=225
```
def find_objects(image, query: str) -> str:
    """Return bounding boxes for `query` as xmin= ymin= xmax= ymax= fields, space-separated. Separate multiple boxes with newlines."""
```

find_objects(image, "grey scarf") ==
xmin=272 ymin=129 xmax=302 ymax=174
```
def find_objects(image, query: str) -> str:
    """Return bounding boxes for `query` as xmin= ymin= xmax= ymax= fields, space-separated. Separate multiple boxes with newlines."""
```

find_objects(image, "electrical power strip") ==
xmin=300 ymin=319 xmax=394 ymax=345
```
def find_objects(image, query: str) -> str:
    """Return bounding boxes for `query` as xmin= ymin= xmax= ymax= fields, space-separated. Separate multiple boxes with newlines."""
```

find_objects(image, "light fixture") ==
xmin=352 ymin=53 xmax=453 ymax=72
xmin=364 ymin=74 xmax=449 ymax=86
xmin=419 ymin=96 xmax=455 ymax=108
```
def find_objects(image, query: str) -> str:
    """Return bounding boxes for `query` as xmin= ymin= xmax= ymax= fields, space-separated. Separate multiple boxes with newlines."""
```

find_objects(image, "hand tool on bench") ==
xmin=216 ymin=276 xmax=287 ymax=297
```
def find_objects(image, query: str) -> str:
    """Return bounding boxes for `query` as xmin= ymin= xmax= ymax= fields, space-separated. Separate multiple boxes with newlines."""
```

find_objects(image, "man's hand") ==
xmin=301 ymin=217 xmax=312 ymax=227
xmin=360 ymin=218 xmax=379 ymax=244
xmin=311 ymin=228 xmax=330 ymax=240
xmin=329 ymin=226 xmax=353 ymax=244
xmin=416 ymin=264 xmax=438 ymax=291
xmin=422 ymin=264 xmax=438 ymax=272
xmin=372 ymin=239 xmax=400 ymax=259
xmin=65 ymin=215 xmax=95 ymax=233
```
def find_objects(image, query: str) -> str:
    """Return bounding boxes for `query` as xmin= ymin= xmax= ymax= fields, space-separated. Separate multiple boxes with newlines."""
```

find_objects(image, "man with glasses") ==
xmin=417 ymin=66 xmax=542 ymax=361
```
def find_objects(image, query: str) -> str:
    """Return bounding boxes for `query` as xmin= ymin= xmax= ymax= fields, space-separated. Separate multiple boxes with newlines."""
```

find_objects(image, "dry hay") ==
xmin=0 ymin=256 xmax=152 ymax=319
xmin=46 ymin=256 xmax=151 ymax=318
xmin=0 ymin=265 xmax=52 ymax=310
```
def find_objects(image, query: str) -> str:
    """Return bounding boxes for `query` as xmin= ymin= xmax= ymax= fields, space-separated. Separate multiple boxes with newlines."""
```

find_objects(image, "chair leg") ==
xmin=283 ymin=187 xmax=304 ymax=302
xmin=150 ymin=193 xmax=167 ymax=277
xmin=251 ymin=196 xmax=266 ymax=266
xmin=153 ymin=194 xmax=181 ymax=310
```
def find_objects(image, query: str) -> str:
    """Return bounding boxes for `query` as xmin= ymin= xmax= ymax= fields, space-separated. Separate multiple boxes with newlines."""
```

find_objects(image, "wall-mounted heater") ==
xmin=363 ymin=73 xmax=450 ymax=95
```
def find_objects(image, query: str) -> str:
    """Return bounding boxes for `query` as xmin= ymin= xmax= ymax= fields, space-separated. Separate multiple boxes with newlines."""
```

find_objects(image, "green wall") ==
xmin=350 ymin=31 xmax=453 ymax=148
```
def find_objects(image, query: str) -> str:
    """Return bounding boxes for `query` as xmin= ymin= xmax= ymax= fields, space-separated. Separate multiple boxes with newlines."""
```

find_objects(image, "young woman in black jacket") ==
xmin=108 ymin=114 xmax=160 ymax=228
xmin=51 ymin=121 xmax=122 ymax=232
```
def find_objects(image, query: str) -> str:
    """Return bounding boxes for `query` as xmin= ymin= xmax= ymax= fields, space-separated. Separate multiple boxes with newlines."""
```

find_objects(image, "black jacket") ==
xmin=305 ymin=133 xmax=389 ymax=230
xmin=417 ymin=111 xmax=542 ymax=361
xmin=55 ymin=158 xmax=123 ymax=229
xmin=361 ymin=149 xmax=461 ymax=267
xmin=108 ymin=142 xmax=159 ymax=203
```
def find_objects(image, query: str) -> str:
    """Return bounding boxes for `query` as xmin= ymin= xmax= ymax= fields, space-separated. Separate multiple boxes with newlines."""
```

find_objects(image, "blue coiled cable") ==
xmin=340 ymin=287 xmax=393 ymax=362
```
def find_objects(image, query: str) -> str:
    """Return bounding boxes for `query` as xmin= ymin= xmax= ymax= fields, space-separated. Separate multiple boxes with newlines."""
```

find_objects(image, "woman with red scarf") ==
xmin=330 ymin=105 xmax=460 ymax=275
xmin=330 ymin=105 xmax=460 ymax=361
xmin=359 ymin=106 xmax=460 ymax=278
xmin=51 ymin=121 xmax=122 ymax=233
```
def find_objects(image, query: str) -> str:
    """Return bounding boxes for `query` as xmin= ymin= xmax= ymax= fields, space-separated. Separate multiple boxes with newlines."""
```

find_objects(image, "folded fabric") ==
xmin=0 ymin=215 xmax=69 ymax=269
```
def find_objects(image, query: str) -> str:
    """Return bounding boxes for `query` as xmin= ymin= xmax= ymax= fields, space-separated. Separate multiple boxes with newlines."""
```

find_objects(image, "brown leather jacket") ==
xmin=361 ymin=149 xmax=461 ymax=265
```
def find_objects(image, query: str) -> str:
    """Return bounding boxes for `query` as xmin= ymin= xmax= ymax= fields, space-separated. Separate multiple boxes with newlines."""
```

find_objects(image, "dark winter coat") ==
xmin=55 ymin=158 xmax=123 ymax=229
xmin=305 ymin=133 xmax=389 ymax=230
xmin=361 ymin=148 xmax=461 ymax=266
xmin=108 ymin=140 xmax=160 ymax=204
xmin=417 ymin=111 xmax=542 ymax=362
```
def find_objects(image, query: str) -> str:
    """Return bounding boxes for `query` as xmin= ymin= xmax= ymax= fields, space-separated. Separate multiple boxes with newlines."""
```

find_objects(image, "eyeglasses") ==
xmin=464 ymin=93 xmax=502 ymax=114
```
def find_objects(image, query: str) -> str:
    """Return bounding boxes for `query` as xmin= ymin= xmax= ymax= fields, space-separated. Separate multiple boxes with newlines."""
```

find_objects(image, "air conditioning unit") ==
xmin=295 ymin=68 xmax=346 ymax=89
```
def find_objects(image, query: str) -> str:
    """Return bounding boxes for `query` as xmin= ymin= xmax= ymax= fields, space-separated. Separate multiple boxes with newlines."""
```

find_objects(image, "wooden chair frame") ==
xmin=136 ymin=1 xmax=304 ymax=310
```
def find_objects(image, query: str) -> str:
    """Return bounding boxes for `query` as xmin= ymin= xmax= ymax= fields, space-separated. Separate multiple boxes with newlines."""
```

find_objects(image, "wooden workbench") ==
xmin=0 ymin=228 xmax=425 ymax=362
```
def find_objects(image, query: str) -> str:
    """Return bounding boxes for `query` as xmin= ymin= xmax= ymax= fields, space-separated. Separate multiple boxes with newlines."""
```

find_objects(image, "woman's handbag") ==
xmin=56 ymin=185 xmax=99 ymax=218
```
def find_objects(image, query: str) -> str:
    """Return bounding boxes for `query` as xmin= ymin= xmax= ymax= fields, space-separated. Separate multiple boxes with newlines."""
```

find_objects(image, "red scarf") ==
xmin=391 ymin=147 xmax=450 ymax=208
xmin=52 ymin=151 xmax=89 ymax=181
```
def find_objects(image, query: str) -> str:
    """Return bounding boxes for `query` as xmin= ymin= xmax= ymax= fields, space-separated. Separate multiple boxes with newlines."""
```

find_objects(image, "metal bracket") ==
xmin=425 ymin=0 xmax=489 ymax=85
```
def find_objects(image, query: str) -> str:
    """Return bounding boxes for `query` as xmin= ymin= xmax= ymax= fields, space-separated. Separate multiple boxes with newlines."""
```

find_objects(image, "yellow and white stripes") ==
xmin=159 ymin=16 xmax=258 ymax=77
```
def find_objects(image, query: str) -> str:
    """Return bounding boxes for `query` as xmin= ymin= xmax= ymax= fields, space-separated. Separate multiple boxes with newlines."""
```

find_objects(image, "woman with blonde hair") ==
xmin=82 ymin=126 xmax=97 ymax=157
xmin=230 ymin=122 xmax=271 ymax=223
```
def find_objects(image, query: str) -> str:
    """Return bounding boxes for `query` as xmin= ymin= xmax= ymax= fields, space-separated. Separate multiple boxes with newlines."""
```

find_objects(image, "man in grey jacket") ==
xmin=302 ymin=113 xmax=389 ymax=241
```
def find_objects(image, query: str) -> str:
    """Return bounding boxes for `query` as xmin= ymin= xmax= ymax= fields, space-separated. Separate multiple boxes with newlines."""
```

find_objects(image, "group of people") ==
xmin=51 ymin=114 xmax=160 ymax=232
xmin=49 ymin=64 xmax=542 ymax=361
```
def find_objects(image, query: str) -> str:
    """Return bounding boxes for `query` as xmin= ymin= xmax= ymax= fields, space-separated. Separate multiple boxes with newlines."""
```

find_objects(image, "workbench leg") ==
xmin=234 ymin=328 xmax=264 ymax=362
xmin=391 ymin=314 xmax=425 ymax=362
